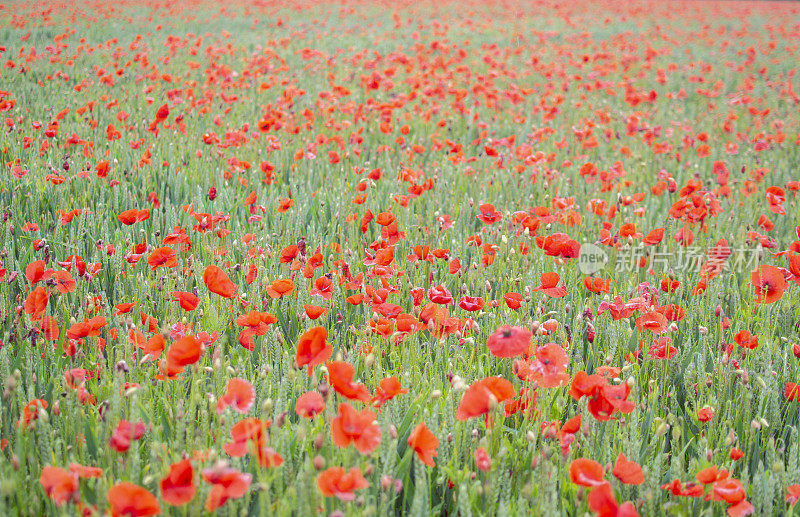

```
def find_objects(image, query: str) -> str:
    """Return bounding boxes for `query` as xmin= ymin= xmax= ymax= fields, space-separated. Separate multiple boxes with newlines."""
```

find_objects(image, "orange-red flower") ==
xmin=486 ymin=325 xmax=531 ymax=358
xmin=455 ymin=377 xmax=515 ymax=422
xmin=569 ymin=458 xmax=605 ymax=487
xmin=265 ymin=278 xmax=295 ymax=299
xmin=750 ymin=264 xmax=786 ymax=304
xmin=107 ymin=482 xmax=160 ymax=517
xmin=160 ymin=459 xmax=196 ymax=506
xmin=331 ymin=402 xmax=381 ymax=454
xmin=317 ymin=467 xmax=369 ymax=501
xmin=407 ymin=422 xmax=439 ymax=467
xmin=216 ymin=378 xmax=255 ymax=414
xmin=295 ymin=326 xmax=332 ymax=376
xmin=39 ymin=466 xmax=79 ymax=506
xmin=613 ymin=454 xmax=644 ymax=485
xmin=202 ymin=465 xmax=252 ymax=512
xmin=203 ymin=265 xmax=238 ymax=298
xmin=294 ymin=391 xmax=326 ymax=418
xmin=327 ymin=361 xmax=371 ymax=402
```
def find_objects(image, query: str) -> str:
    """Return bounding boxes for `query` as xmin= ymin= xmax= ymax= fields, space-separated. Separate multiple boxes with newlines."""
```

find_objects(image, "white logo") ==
xmin=578 ymin=243 xmax=608 ymax=275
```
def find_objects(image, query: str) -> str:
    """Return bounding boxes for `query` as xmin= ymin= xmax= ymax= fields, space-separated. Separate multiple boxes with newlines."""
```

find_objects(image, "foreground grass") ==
xmin=2 ymin=0 xmax=800 ymax=515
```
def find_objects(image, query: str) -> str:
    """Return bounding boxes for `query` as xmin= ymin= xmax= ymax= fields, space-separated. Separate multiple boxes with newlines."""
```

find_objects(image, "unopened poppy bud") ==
xmin=276 ymin=411 xmax=287 ymax=428
xmin=655 ymin=422 xmax=669 ymax=437
xmin=389 ymin=424 xmax=398 ymax=439
xmin=381 ymin=475 xmax=392 ymax=490
xmin=116 ymin=360 xmax=129 ymax=373
xmin=751 ymin=420 xmax=761 ymax=430
xmin=715 ymin=305 xmax=723 ymax=318
xmin=314 ymin=434 xmax=324 ymax=450
xmin=699 ymin=326 xmax=707 ymax=336
xmin=431 ymin=390 xmax=442 ymax=399
xmin=262 ymin=398 xmax=273 ymax=413
xmin=313 ymin=455 xmax=325 ymax=470
xmin=318 ymin=384 xmax=330 ymax=399
xmin=394 ymin=480 xmax=403 ymax=493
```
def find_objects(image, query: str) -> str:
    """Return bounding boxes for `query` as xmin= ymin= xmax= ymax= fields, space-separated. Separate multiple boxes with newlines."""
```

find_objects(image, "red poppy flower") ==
xmin=69 ymin=463 xmax=102 ymax=479
xmin=295 ymin=326 xmax=332 ymax=376
xmin=635 ymin=311 xmax=668 ymax=334
xmin=216 ymin=378 xmax=255 ymax=414
xmin=734 ymin=330 xmax=759 ymax=349
xmin=613 ymin=454 xmax=644 ymax=485
xmin=458 ymin=295 xmax=485 ymax=312
xmin=532 ymin=272 xmax=567 ymax=298
xmin=647 ymin=336 xmax=677 ymax=360
xmin=236 ymin=310 xmax=277 ymax=350
xmin=588 ymin=482 xmax=640 ymax=517
xmin=486 ymin=325 xmax=532 ymax=358
xmin=407 ymin=422 xmax=439 ymax=467
xmin=303 ymin=304 xmax=326 ymax=320
xmin=39 ymin=466 xmax=79 ymax=506
xmin=326 ymin=361 xmax=371 ymax=402
xmin=476 ymin=203 xmax=502 ymax=224
xmin=474 ymin=447 xmax=491 ymax=471
xmin=294 ymin=391 xmax=326 ymax=418
xmin=107 ymin=482 xmax=160 ymax=517
xmin=160 ymin=459 xmax=196 ymax=506
xmin=166 ymin=335 xmax=202 ymax=370
xmin=513 ymin=343 xmax=569 ymax=388
xmin=331 ymin=403 xmax=381 ymax=454
xmin=373 ymin=376 xmax=408 ymax=409
xmin=317 ymin=467 xmax=369 ymax=501
xmin=109 ymin=420 xmax=146 ymax=453
xmin=265 ymin=278 xmax=295 ymax=298
xmin=570 ymin=371 xmax=634 ymax=421
xmin=202 ymin=465 xmax=252 ymax=512
xmin=660 ymin=479 xmax=704 ymax=498
xmin=787 ymin=382 xmax=800 ymax=401
xmin=503 ymin=292 xmax=524 ymax=310
xmin=455 ymin=377 xmax=515 ymax=422
xmin=24 ymin=286 xmax=48 ymax=322
xmin=787 ymin=485 xmax=800 ymax=506
xmin=750 ymin=264 xmax=786 ymax=304
xmin=427 ymin=284 xmax=454 ymax=305
xmin=147 ymin=246 xmax=178 ymax=270
xmin=203 ymin=265 xmax=238 ymax=298
xmin=171 ymin=291 xmax=200 ymax=311
xmin=569 ymin=458 xmax=605 ymax=487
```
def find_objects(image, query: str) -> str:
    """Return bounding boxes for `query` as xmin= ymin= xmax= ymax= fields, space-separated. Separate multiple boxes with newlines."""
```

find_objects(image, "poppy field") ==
xmin=4 ymin=0 xmax=800 ymax=515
